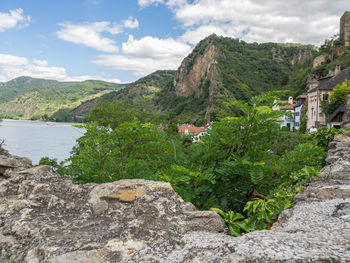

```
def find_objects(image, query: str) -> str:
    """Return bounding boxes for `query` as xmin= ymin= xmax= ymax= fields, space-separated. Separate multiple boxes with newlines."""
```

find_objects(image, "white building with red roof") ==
xmin=273 ymin=96 xmax=296 ymax=131
xmin=178 ymin=123 xmax=211 ymax=142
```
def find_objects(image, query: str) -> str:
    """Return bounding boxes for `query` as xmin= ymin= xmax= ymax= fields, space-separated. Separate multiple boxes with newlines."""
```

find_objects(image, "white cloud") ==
xmin=57 ymin=16 xmax=140 ymax=52
xmin=146 ymin=0 xmax=348 ymax=46
xmin=0 ymin=54 xmax=28 ymax=66
xmin=57 ymin=22 xmax=119 ymax=52
xmin=93 ymin=35 xmax=192 ymax=75
xmin=0 ymin=8 xmax=31 ymax=32
xmin=33 ymin=59 xmax=49 ymax=67
xmin=138 ymin=0 xmax=164 ymax=8
xmin=0 ymin=53 xmax=121 ymax=83
xmin=123 ymin=17 xmax=139 ymax=29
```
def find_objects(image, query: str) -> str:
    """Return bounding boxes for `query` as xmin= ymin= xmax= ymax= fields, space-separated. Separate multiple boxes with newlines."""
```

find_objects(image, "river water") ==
xmin=0 ymin=120 xmax=84 ymax=164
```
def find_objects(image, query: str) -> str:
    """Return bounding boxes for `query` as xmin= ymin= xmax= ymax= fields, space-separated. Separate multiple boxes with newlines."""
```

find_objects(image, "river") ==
xmin=0 ymin=120 xmax=84 ymax=165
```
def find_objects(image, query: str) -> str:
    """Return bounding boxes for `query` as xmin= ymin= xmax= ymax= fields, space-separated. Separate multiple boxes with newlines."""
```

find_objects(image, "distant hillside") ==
xmin=156 ymin=35 xmax=315 ymax=123
xmin=70 ymin=70 xmax=175 ymax=120
xmin=0 ymin=78 xmax=124 ymax=120
xmin=0 ymin=76 xmax=69 ymax=104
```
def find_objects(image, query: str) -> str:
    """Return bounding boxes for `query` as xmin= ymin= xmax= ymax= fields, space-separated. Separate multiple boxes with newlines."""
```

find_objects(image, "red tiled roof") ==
xmin=279 ymin=103 xmax=296 ymax=110
xmin=178 ymin=124 xmax=206 ymax=136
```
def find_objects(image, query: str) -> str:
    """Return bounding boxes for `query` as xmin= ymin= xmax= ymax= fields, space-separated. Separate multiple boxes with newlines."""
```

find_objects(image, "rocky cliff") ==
xmin=1 ymin=133 xmax=350 ymax=262
xmin=173 ymin=36 xmax=221 ymax=99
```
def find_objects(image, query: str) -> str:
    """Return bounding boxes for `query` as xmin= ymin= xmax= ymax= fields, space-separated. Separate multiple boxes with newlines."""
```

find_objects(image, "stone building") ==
xmin=340 ymin=11 xmax=350 ymax=47
xmin=306 ymin=67 xmax=350 ymax=131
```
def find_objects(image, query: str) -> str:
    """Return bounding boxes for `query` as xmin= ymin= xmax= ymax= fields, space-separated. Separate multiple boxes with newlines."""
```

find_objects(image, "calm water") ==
xmin=0 ymin=120 xmax=84 ymax=164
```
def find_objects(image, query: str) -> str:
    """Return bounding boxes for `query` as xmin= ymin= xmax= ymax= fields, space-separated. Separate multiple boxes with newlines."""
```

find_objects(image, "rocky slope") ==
xmin=1 ymin=132 xmax=350 ymax=262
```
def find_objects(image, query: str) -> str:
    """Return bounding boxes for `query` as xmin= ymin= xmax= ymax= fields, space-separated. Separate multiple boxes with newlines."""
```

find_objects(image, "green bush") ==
xmin=310 ymin=127 xmax=344 ymax=149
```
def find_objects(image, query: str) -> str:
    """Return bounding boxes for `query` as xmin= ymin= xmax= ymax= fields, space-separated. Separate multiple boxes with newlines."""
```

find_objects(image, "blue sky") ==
xmin=0 ymin=0 xmax=348 ymax=83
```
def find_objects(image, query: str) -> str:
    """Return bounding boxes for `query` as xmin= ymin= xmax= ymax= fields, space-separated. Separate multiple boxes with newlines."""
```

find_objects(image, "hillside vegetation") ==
xmin=0 ymin=78 xmax=124 ymax=120
xmin=69 ymin=70 xmax=175 ymax=121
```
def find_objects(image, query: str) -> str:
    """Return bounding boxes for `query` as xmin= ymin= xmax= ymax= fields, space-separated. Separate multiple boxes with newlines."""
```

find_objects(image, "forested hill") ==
xmin=156 ymin=35 xmax=316 ymax=123
xmin=0 ymin=76 xmax=69 ymax=104
xmin=0 ymin=77 xmax=124 ymax=120
xmin=70 ymin=70 xmax=175 ymax=121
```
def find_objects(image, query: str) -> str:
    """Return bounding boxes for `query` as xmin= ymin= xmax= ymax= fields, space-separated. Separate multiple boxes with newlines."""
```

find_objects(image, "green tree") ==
xmin=330 ymin=80 xmax=350 ymax=104
xmin=65 ymin=121 xmax=186 ymax=184
xmin=321 ymin=80 xmax=350 ymax=115
xmin=189 ymin=92 xmax=287 ymax=210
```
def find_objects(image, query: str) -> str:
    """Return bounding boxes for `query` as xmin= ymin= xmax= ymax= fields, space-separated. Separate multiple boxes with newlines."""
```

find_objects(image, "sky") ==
xmin=0 ymin=0 xmax=348 ymax=83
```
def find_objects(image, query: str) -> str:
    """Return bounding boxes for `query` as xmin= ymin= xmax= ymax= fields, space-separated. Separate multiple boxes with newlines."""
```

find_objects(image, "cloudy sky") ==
xmin=0 ymin=0 xmax=348 ymax=83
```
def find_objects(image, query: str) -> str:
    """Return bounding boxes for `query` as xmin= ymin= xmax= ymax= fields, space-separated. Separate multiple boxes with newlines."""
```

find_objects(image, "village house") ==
xmin=327 ymin=104 xmax=346 ymax=129
xmin=178 ymin=123 xmax=212 ymax=143
xmin=294 ymin=94 xmax=307 ymax=130
xmin=306 ymin=66 xmax=350 ymax=131
xmin=273 ymin=96 xmax=296 ymax=131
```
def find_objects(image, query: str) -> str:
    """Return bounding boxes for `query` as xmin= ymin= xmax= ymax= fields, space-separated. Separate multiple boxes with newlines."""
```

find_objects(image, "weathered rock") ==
xmin=291 ymin=47 xmax=313 ymax=65
xmin=1 ymin=134 xmax=350 ymax=262
xmin=0 ymin=154 xmax=225 ymax=263
xmin=0 ymin=149 xmax=31 ymax=178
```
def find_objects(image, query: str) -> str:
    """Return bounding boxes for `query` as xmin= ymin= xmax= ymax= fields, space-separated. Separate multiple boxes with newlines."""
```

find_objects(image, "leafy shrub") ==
xmin=310 ymin=127 xmax=343 ymax=149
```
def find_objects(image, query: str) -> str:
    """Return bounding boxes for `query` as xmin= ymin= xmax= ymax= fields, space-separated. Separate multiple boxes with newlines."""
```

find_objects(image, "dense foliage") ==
xmin=45 ymin=92 xmax=328 ymax=236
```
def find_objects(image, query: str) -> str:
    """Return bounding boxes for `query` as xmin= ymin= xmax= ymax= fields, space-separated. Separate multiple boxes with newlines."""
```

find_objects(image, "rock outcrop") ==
xmin=1 ymin=133 xmax=350 ymax=262
xmin=173 ymin=35 xmax=221 ymax=99
xmin=291 ymin=47 xmax=313 ymax=65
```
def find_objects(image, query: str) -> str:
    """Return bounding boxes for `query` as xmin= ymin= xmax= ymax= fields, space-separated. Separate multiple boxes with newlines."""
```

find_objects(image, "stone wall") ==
xmin=340 ymin=11 xmax=350 ymax=47
xmin=1 ymin=142 xmax=350 ymax=262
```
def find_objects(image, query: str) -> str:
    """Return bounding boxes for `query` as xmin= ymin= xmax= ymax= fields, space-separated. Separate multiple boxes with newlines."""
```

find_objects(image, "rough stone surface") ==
xmin=172 ymin=35 xmax=222 ymax=121
xmin=313 ymin=54 xmax=327 ymax=68
xmin=290 ymin=47 xmax=313 ymax=65
xmin=1 ymin=131 xmax=350 ymax=262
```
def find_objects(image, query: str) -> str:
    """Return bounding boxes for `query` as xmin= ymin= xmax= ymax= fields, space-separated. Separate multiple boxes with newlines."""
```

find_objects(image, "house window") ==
xmin=295 ymin=122 xmax=300 ymax=126
xmin=295 ymin=112 xmax=300 ymax=116
xmin=322 ymin=93 xmax=329 ymax=101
